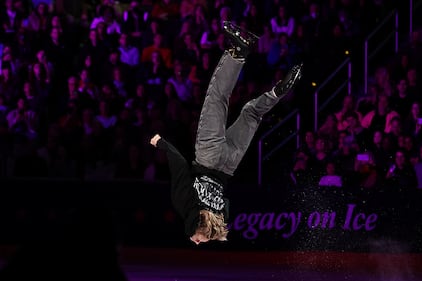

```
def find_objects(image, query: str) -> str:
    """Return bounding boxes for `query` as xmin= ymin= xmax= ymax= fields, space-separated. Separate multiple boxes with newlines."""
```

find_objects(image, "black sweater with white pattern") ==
xmin=156 ymin=138 xmax=230 ymax=236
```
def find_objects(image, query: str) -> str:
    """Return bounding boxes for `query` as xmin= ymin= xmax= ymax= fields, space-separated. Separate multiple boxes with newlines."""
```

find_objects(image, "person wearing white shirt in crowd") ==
xmin=270 ymin=5 xmax=295 ymax=37
xmin=90 ymin=5 xmax=121 ymax=35
xmin=167 ymin=60 xmax=193 ymax=104
xmin=118 ymin=33 xmax=140 ymax=67
xmin=96 ymin=100 xmax=117 ymax=129
xmin=319 ymin=161 xmax=343 ymax=187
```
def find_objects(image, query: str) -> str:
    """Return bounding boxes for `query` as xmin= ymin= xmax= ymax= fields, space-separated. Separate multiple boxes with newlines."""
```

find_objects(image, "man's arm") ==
xmin=151 ymin=134 xmax=200 ymax=236
xmin=150 ymin=134 xmax=191 ymax=188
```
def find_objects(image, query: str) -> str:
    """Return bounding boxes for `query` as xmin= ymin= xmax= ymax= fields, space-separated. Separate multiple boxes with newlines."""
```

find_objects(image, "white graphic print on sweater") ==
xmin=193 ymin=175 xmax=225 ymax=212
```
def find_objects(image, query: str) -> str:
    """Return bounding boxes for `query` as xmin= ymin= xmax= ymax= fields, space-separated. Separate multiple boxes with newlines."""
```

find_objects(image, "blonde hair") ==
xmin=196 ymin=210 xmax=228 ymax=241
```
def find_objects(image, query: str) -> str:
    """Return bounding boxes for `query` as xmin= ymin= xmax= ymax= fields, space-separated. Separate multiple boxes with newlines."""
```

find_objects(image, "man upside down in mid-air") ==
xmin=150 ymin=21 xmax=303 ymax=245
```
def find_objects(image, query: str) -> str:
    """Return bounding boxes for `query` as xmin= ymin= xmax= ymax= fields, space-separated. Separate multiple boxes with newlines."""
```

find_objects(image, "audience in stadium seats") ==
xmin=0 ymin=0 xmax=420 ymax=192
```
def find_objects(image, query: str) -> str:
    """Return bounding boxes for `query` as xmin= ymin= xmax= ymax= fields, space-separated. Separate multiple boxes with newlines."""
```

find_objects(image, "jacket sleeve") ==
xmin=157 ymin=138 xmax=191 ymax=188
xmin=157 ymin=137 xmax=200 ymax=236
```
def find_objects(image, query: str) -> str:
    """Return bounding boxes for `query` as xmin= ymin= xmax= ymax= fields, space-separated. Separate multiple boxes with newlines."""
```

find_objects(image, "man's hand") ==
xmin=150 ymin=134 xmax=161 ymax=147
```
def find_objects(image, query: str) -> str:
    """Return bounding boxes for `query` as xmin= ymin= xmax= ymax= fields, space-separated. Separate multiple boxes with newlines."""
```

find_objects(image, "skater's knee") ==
xmin=241 ymin=101 xmax=261 ymax=121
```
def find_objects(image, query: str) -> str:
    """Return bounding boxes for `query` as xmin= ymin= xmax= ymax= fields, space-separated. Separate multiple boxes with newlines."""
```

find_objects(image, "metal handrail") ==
xmin=260 ymin=108 xmax=298 ymax=140
xmin=313 ymin=58 xmax=352 ymax=131
xmin=318 ymin=80 xmax=348 ymax=113
xmin=258 ymin=109 xmax=300 ymax=186
xmin=366 ymin=9 xmax=397 ymax=40
xmin=410 ymin=0 xmax=413 ymax=37
xmin=364 ymin=9 xmax=399 ymax=95
xmin=316 ymin=57 xmax=351 ymax=91
xmin=409 ymin=0 xmax=422 ymax=38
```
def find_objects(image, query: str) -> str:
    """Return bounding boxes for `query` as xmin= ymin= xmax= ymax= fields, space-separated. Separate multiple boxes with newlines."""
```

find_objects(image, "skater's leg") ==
xmin=194 ymin=51 xmax=244 ymax=170
xmin=222 ymin=91 xmax=280 ymax=175
xmin=222 ymin=63 xmax=304 ymax=175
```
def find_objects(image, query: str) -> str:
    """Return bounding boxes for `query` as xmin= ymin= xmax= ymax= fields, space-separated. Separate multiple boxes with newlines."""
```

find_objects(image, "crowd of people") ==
xmin=289 ymin=31 xmax=422 ymax=190
xmin=0 ymin=0 xmax=415 ymax=188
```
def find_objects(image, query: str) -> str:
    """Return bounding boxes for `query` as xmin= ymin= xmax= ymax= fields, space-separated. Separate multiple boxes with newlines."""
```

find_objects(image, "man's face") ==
xmin=190 ymin=232 xmax=209 ymax=245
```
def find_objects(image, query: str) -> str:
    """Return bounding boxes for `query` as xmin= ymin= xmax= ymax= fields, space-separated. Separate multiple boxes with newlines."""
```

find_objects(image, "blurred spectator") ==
xmin=131 ymin=105 xmax=150 ymax=142
xmin=189 ymin=50 xmax=215 ymax=91
xmin=335 ymin=95 xmax=362 ymax=131
xmin=118 ymin=33 xmax=140 ymax=67
xmin=257 ymin=24 xmax=275 ymax=55
xmin=29 ymin=60 xmax=51 ymax=99
xmin=385 ymin=148 xmax=417 ymax=189
xmin=401 ymin=135 xmax=418 ymax=161
xmin=403 ymin=101 xmax=422 ymax=144
xmin=173 ymin=30 xmax=200 ymax=65
xmin=22 ymin=81 xmax=42 ymax=113
xmin=390 ymin=78 xmax=413 ymax=117
xmin=413 ymin=145 xmax=422 ymax=188
xmin=35 ymin=49 xmax=54 ymax=80
xmin=289 ymin=148 xmax=313 ymax=188
xmin=353 ymin=151 xmax=378 ymax=189
xmin=357 ymin=82 xmax=380 ymax=116
xmin=325 ymin=23 xmax=349 ymax=67
xmin=300 ymin=130 xmax=316 ymax=155
xmin=390 ymin=52 xmax=412 ymax=83
xmin=78 ymin=68 xmax=98 ymax=101
xmin=167 ymin=59 xmax=193 ymax=104
xmin=90 ymin=4 xmax=121 ymax=35
xmin=319 ymin=161 xmax=342 ymax=187
xmin=102 ymin=48 xmax=130 ymax=85
xmin=27 ymin=2 xmax=50 ymax=34
xmin=243 ymin=2 xmax=264 ymax=35
xmin=80 ymin=29 xmax=109 ymax=71
xmin=96 ymin=100 xmax=117 ymax=130
xmin=141 ymin=33 xmax=173 ymax=69
xmin=139 ymin=50 xmax=170 ymax=96
xmin=335 ymin=8 xmax=360 ymax=39
xmin=219 ymin=5 xmax=232 ymax=23
xmin=2 ymin=43 xmax=22 ymax=76
xmin=140 ymin=18 xmax=164 ymax=48
xmin=385 ymin=116 xmax=402 ymax=148
xmin=199 ymin=17 xmax=223 ymax=53
xmin=190 ymin=4 xmax=209 ymax=42
xmin=65 ymin=75 xmax=95 ymax=112
xmin=308 ymin=136 xmax=332 ymax=185
xmin=301 ymin=2 xmax=325 ymax=40
xmin=95 ymin=21 xmax=115 ymax=50
xmin=179 ymin=0 xmax=206 ymax=21
xmin=44 ymin=26 xmax=71 ymax=81
xmin=6 ymin=97 xmax=39 ymax=141
xmin=401 ymin=30 xmax=422 ymax=66
xmin=343 ymin=111 xmax=369 ymax=150
xmin=372 ymin=66 xmax=394 ymax=97
xmin=406 ymin=67 xmax=421 ymax=101
xmin=270 ymin=4 xmax=295 ymax=37
xmin=0 ymin=95 xmax=9 ymax=122
xmin=361 ymin=95 xmax=400 ymax=133
xmin=150 ymin=0 xmax=180 ymax=21
xmin=1 ymin=0 xmax=25 ymax=44
xmin=267 ymin=32 xmax=294 ymax=72
xmin=332 ymin=131 xmax=358 ymax=187
xmin=0 ymin=62 xmax=17 ymax=105
xmin=121 ymin=0 xmax=148 ymax=44
xmin=112 ymin=66 xmax=129 ymax=98
xmin=317 ymin=113 xmax=338 ymax=151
